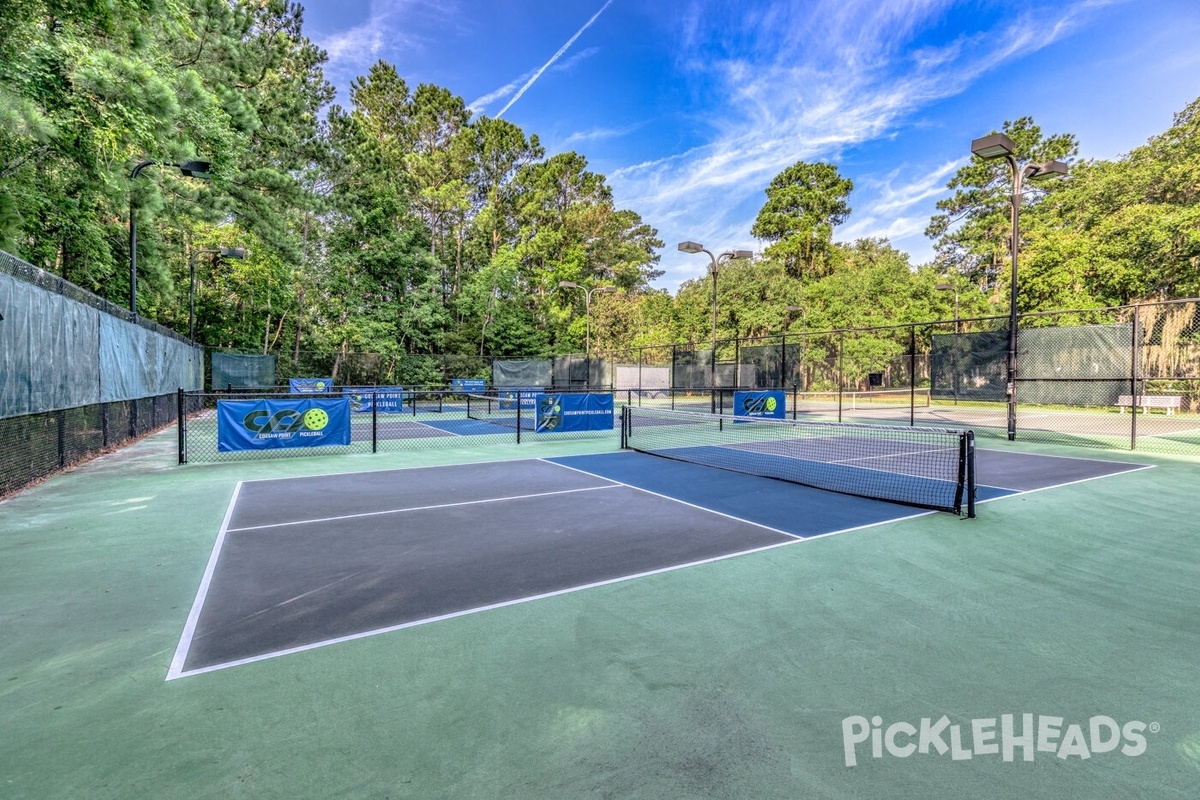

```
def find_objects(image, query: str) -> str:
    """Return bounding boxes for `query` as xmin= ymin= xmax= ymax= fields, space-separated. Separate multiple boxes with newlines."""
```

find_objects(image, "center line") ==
xmin=227 ymin=484 xmax=621 ymax=532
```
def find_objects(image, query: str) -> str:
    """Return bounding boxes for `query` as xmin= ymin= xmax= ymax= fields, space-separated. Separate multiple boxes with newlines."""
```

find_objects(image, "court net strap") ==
xmin=620 ymin=406 xmax=975 ymax=516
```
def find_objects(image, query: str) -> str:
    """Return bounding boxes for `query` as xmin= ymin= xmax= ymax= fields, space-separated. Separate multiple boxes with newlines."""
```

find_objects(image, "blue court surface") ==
xmin=168 ymin=448 xmax=1149 ymax=679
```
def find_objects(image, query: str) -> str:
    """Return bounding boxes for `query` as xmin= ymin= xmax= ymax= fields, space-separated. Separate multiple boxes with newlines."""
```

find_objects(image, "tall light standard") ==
xmin=969 ymin=134 xmax=1067 ymax=440
xmin=936 ymin=283 xmax=960 ymax=403
xmin=558 ymin=281 xmax=616 ymax=359
xmin=130 ymin=159 xmax=211 ymax=317
xmin=676 ymin=242 xmax=753 ymax=356
xmin=678 ymin=242 xmax=752 ymax=408
xmin=189 ymin=246 xmax=246 ymax=340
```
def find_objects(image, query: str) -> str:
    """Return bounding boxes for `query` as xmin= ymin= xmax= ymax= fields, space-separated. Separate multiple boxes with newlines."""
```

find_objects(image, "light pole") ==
xmin=677 ymin=241 xmax=753 ymax=356
xmin=678 ymin=242 xmax=752 ymax=409
xmin=969 ymin=133 xmax=1067 ymax=440
xmin=785 ymin=305 xmax=806 ymax=391
xmin=130 ymin=159 xmax=211 ymax=317
xmin=189 ymin=246 xmax=246 ymax=340
xmin=935 ymin=282 xmax=960 ymax=404
xmin=558 ymin=281 xmax=616 ymax=359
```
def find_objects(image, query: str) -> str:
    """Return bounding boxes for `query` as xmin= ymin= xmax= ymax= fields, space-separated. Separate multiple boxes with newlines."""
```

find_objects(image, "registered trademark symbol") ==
xmin=1149 ymin=722 xmax=1160 ymax=734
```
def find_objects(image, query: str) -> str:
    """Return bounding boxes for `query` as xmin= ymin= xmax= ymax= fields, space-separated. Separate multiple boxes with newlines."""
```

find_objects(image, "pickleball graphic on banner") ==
xmin=534 ymin=393 xmax=614 ymax=432
xmin=734 ymin=390 xmax=786 ymax=419
xmin=289 ymin=377 xmax=334 ymax=394
xmin=217 ymin=398 xmax=351 ymax=451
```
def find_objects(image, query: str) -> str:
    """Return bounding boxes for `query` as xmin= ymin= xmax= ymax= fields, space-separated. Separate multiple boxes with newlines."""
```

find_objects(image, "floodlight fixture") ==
xmin=189 ymin=244 xmax=246 ymax=340
xmin=559 ymin=282 xmax=616 ymax=359
xmin=968 ymin=132 xmax=1068 ymax=439
xmin=129 ymin=158 xmax=212 ymax=317
xmin=970 ymin=133 xmax=1016 ymax=160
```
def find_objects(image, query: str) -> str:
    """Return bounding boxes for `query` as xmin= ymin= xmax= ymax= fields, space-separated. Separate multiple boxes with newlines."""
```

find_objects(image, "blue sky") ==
xmin=297 ymin=0 xmax=1200 ymax=292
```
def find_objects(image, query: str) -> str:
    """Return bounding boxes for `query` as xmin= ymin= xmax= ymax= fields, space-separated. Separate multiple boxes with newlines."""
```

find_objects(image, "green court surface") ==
xmin=2 ymin=427 xmax=1199 ymax=799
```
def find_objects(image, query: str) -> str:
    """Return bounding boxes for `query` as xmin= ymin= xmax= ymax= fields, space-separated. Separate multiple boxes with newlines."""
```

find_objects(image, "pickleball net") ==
xmin=465 ymin=393 xmax=536 ymax=430
xmin=620 ymin=406 xmax=975 ymax=516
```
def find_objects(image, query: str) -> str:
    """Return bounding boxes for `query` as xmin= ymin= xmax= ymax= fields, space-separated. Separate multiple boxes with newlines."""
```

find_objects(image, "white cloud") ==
xmin=562 ymin=123 xmax=646 ymax=147
xmin=310 ymin=0 xmax=464 ymax=94
xmin=495 ymin=0 xmax=615 ymax=117
xmin=613 ymin=0 xmax=1107 ymax=291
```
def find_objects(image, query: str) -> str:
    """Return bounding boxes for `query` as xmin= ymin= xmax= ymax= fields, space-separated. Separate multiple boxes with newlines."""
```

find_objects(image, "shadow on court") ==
xmin=170 ymin=449 xmax=1149 ymax=679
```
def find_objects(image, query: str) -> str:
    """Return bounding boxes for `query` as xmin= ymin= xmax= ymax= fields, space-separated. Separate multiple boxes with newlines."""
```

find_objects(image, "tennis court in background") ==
xmin=169 ymin=447 xmax=1149 ymax=679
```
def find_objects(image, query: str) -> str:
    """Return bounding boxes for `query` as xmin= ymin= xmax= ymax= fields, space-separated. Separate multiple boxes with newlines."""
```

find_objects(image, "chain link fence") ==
xmin=178 ymin=388 xmax=623 ymax=463
xmin=208 ymin=299 xmax=1199 ymax=456
xmin=1 ymin=250 xmax=199 ymax=499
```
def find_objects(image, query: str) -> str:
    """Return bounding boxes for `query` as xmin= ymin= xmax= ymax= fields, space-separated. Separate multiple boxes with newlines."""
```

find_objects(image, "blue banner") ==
xmin=734 ymin=390 xmax=786 ymax=419
xmin=534 ymin=393 xmax=614 ymax=433
xmin=342 ymin=386 xmax=406 ymax=413
xmin=451 ymin=378 xmax=487 ymax=394
xmin=217 ymin=398 xmax=351 ymax=451
xmin=499 ymin=388 xmax=539 ymax=411
xmin=289 ymin=377 xmax=334 ymax=394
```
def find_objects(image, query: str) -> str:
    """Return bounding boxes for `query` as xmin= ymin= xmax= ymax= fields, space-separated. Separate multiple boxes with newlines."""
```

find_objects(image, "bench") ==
xmin=1117 ymin=394 xmax=1182 ymax=415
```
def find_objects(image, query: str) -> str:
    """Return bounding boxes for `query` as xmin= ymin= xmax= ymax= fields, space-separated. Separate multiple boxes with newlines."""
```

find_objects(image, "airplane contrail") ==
xmin=496 ymin=0 xmax=615 ymax=118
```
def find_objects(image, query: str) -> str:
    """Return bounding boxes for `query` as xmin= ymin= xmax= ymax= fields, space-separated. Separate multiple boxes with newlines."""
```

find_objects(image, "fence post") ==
xmin=57 ymin=409 xmax=66 ymax=468
xmin=177 ymin=388 xmax=186 ymax=465
xmin=909 ymin=325 xmax=916 ymax=426
xmin=780 ymin=333 xmax=787 ymax=392
xmin=837 ymin=330 xmax=844 ymax=423
xmin=1131 ymin=305 xmax=1141 ymax=450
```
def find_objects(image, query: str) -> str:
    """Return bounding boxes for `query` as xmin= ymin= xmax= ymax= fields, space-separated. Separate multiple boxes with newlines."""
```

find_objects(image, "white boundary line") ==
xmin=166 ymin=482 xmax=245 ymax=681
xmin=976 ymin=446 xmax=1152 ymax=468
xmin=369 ymin=417 xmax=466 ymax=437
xmin=975 ymin=462 xmax=1156 ymax=501
xmin=167 ymin=455 xmax=930 ymax=680
xmin=232 ymin=455 xmax=552 ymax=487
xmin=167 ymin=535 xmax=801 ymax=680
xmin=227 ymin=484 xmax=621 ymax=532
xmin=166 ymin=450 xmax=1147 ymax=680
xmin=541 ymin=456 xmax=938 ymax=538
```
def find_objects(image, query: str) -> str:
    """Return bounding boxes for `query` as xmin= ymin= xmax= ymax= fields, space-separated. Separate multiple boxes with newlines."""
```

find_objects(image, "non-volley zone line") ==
xmin=169 ymin=458 xmax=826 ymax=678
xmin=226 ymin=484 xmax=622 ymax=533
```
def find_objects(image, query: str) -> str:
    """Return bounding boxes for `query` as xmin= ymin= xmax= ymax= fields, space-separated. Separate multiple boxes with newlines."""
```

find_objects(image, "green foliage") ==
xmin=751 ymin=161 xmax=853 ymax=281
xmin=927 ymin=117 xmax=1078 ymax=295
xmin=3 ymin=0 xmax=1198 ymax=377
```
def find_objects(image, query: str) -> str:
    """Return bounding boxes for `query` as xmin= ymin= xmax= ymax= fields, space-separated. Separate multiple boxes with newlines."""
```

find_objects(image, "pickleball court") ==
xmin=169 ymin=447 xmax=1149 ymax=679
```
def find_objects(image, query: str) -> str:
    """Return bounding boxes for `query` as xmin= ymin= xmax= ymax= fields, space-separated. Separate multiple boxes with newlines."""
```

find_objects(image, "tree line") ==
xmin=3 ymin=1 xmax=1198 ymax=378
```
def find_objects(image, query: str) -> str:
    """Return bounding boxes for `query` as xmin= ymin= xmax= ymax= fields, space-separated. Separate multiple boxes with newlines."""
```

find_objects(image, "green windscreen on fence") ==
xmin=551 ymin=355 xmax=608 ymax=388
xmin=99 ymin=315 xmax=204 ymax=402
xmin=932 ymin=323 xmax=1133 ymax=405
xmin=0 ymin=271 xmax=102 ymax=416
xmin=0 ymin=268 xmax=202 ymax=419
xmin=493 ymin=359 xmax=551 ymax=388
xmin=211 ymin=352 xmax=277 ymax=389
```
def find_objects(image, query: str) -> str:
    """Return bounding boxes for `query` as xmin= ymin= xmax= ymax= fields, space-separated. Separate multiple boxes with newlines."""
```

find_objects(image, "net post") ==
xmin=371 ymin=390 xmax=378 ymax=453
xmin=620 ymin=405 xmax=629 ymax=448
xmin=516 ymin=391 xmax=522 ymax=444
xmin=965 ymin=431 xmax=976 ymax=518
